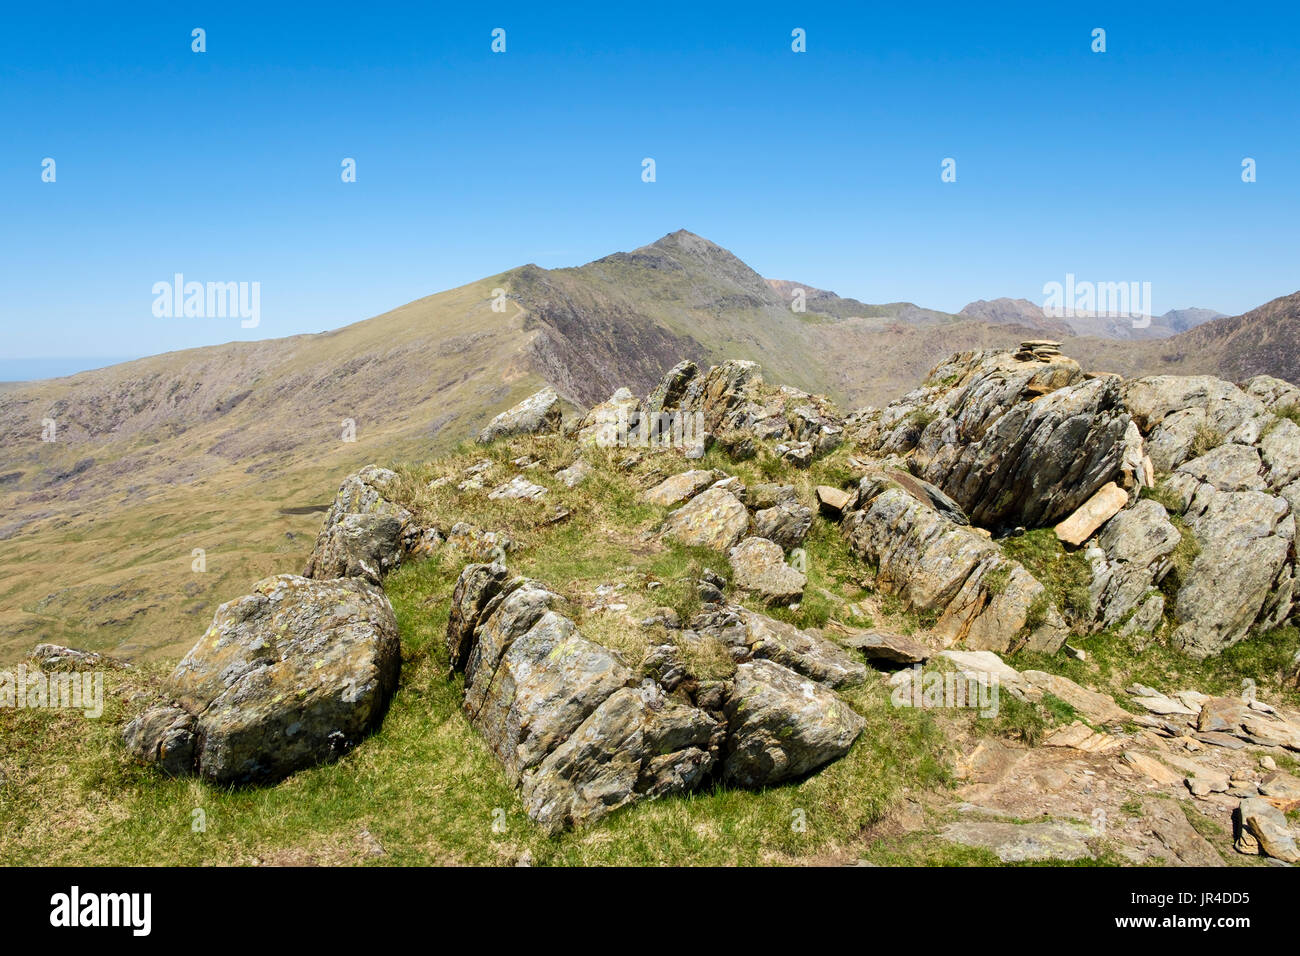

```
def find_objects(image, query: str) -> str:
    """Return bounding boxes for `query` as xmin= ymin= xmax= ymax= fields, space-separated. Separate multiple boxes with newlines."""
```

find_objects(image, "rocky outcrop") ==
xmin=1083 ymin=498 xmax=1180 ymax=632
xmin=722 ymin=659 xmax=864 ymax=787
xmin=304 ymin=465 xmax=440 ymax=584
xmin=851 ymin=350 xmax=1134 ymax=530
xmin=445 ymin=563 xmax=866 ymax=832
xmin=125 ymin=575 xmax=401 ymax=784
xmin=477 ymin=386 xmax=562 ymax=443
xmin=841 ymin=473 xmax=1067 ymax=653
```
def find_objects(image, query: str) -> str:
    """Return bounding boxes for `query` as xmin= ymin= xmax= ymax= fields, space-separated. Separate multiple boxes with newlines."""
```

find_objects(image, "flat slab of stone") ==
xmin=939 ymin=820 xmax=1093 ymax=862
xmin=839 ymin=630 xmax=929 ymax=665
xmin=1054 ymin=481 xmax=1128 ymax=546
xmin=643 ymin=470 xmax=719 ymax=507
xmin=815 ymin=485 xmax=852 ymax=517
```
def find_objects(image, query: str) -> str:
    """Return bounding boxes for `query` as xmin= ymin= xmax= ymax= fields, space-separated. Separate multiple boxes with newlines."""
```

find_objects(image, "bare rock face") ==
xmin=304 ymin=465 xmax=433 ymax=584
xmin=842 ymin=476 xmax=1066 ymax=654
xmin=125 ymin=574 xmax=401 ymax=785
xmin=1122 ymin=376 xmax=1270 ymax=473
xmin=1169 ymin=487 xmax=1294 ymax=657
xmin=854 ymin=350 xmax=1131 ymax=530
xmin=477 ymin=386 xmax=562 ymax=443
xmin=521 ymin=684 xmax=720 ymax=833
xmin=722 ymin=659 xmax=865 ymax=787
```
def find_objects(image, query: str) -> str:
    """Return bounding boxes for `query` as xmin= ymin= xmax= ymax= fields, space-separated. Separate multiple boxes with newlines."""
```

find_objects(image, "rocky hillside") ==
xmin=1 ymin=231 xmax=1296 ymax=670
xmin=6 ymin=345 xmax=1296 ymax=866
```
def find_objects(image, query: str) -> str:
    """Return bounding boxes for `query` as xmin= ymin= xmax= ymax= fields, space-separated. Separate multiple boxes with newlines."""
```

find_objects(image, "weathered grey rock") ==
xmin=477 ymin=386 xmax=562 ymax=443
xmin=735 ymin=609 xmax=866 ymax=688
xmin=661 ymin=486 xmax=750 ymax=551
xmin=752 ymin=498 xmax=814 ymax=550
xmin=1259 ymin=418 xmax=1300 ymax=488
xmin=864 ymin=352 xmax=1129 ymax=528
xmin=462 ymin=586 xmax=630 ymax=780
xmin=643 ymin=469 xmax=719 ymax=507
xmin=487 ymin=475 xmax=547 ymax=500
xmin=1242 ymin=374 xmax=1300 ymax=413
xmin=445 ymin=562 xmax=509 ymax=671
xmin=728 ymin=537 xmax=806 ymax=606
xmin=133 ymin=574 xmax=401 ymax=784
xmin=1085 ymin=498 xmax=1180 ymax=631
xmin=521 ymin=684 xmax=719 ymax=834
xmin=939 ymin=820 xmax=1094 ymax=862
xmin=555 ymin=458 xmax=592 ymax=488
xmin=304 ymin=465 xmax=422 ymax=584
xmin=838 ymin=630 xmax=929 ymax=665
xmin=29 ymin=644 xmax=123 ymax=671
xmin=1174 ymin=443 xmax=1266 ymax=492
xmin=1123 ymin=375 xmax=1270 ymax=472
xmin=842 ymin=482 xmax=1065 ymax=654
xmin=722 ymin=659 xmax=865 ymax=786
xmin=122 ymin=704 xmax=196 ymax=777
xmin=1235 ymin=797 xmax=1300 ymax=862
xmin=644 ymin=360 xmax=700 ymax=417
xmin=1169 ymin=485 xmax=1294 ymax=657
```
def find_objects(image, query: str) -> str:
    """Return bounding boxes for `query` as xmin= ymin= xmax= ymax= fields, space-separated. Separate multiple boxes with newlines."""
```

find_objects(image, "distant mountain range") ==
xmin=957 ymin=297 xmax=1224 ymax=340
xmin=0 ymin=229 xmax=1294 ymax=662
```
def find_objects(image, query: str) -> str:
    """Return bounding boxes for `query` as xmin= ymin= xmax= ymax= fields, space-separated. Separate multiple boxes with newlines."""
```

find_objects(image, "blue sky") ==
xmin=2 ymin=1 xmax=1298 ymax=375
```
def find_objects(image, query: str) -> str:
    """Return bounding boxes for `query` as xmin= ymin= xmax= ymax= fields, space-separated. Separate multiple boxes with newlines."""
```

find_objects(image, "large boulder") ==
xmin=722 ymin=659 xmax=865 ymax=786
xmin=125 ymin=575 xmax=401 ymax=784
xmin=1166 ymin=485 xmax=1294 ymax=657
xmin=660 ymin=485 xmax=750 ymax=551
xmin=446 ymin=568 xmax=724 ymax=830
xmin=521 ymin=683 xmax=721 ymax=834
xmin=477 ymin=386 xmax=562 ymax=443
xmin=304 ymin=465 xmax=436 ymax=584
xmin=446 ymin=563 xmax=868 ymax=831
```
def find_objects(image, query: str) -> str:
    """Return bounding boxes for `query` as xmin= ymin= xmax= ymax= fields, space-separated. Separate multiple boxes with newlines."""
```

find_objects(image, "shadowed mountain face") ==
xmin=0 ymin=229 xmax=1294 ymax=662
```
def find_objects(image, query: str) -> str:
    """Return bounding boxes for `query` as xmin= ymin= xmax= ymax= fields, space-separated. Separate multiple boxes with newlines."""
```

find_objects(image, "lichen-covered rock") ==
xmin=1122 ymin=376 xmax=1270 ymax=473
xmin=304 ymin=465 xmax=428 ymax=584
xmin=1084 ymin=499 xmax=1180 ymax=631
xmin=122 ymin=704 xmax=196 ymax=777
xmin=445 ymin=562 xmax=509 ymax=671
xmin=722 ymin=659 xmax=865 ymax=786
xmin=1166 ymin=485 xmax=1294 ymax=657
xmin=521 ymin=683 xmax=720 ymax=833
xmin=842 ymin=480 xmax=1065 ymax=653
xmin=477 ymin=386 xmax=561 ymax=443
xmin=751 ymin=496 xmax=813 ymax=550
xmin=129 ymin=574 xmax=401 ymax=784
xmin=734 ymin=609 xmax=867 ymax=688
xmin=916 ymin=375 xmax=1132 ymax=530
xmin=728 ymin=537 xmax=806 ymax=606
xmin=642 ymin=469 xmax=720 ymax=507
xmin=661 ymin=486 xmax=750 ymax=551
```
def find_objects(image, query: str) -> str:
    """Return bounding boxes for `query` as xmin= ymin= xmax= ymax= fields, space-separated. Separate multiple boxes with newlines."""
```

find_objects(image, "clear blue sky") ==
xmin=2 ymin=1 xmax=1298 ymax=374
